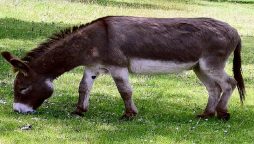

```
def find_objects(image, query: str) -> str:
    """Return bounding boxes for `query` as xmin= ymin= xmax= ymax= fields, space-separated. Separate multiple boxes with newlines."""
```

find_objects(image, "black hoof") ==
xmin=196 ymin=112 xmax=215 ymax=119
xmin=120 ymin=112 xmax=137 ymax=121
xmin=71 ymin=111 xmax=84 ymax=117
xmin=217 ymin=112 xmax=230 ymax=121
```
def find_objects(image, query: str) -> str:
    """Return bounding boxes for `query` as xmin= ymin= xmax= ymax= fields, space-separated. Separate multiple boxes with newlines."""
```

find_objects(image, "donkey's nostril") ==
xmin=25 ymin=110 xmax=36 ymax=114
xmin=14 ymin=109 xmax=19 ymax=113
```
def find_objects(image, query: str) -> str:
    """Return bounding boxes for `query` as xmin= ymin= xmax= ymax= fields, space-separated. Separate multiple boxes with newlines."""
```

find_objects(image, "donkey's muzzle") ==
xmin=13 ymin=103 xmax=36 ymax=114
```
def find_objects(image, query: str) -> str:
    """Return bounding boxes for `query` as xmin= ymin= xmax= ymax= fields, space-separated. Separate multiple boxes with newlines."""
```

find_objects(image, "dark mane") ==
xmin=21 ymin=24 xmax=85 ymax=63
xmin=21 ymin=17 xmax=109 ymax=63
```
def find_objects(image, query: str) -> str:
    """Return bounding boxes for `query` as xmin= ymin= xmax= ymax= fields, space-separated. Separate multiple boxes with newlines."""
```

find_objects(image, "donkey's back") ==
xmin=96 ymin=17 xmax=240 ymax=74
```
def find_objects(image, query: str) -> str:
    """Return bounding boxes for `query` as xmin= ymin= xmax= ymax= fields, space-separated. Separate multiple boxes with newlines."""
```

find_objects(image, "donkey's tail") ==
xmin=233 ymin=39 xmax=245 ymax=104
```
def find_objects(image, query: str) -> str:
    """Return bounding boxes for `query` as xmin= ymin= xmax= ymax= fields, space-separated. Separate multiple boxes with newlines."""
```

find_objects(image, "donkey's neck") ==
xmin=27 ymin=19 xmax=107 ymax=79
xmin=30 ymin=32 xmax=93 ymax=79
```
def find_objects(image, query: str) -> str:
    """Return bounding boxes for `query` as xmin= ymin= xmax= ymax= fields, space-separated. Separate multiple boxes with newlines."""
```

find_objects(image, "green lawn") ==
xmin=0 ymin=0 xmax=254 ymax=143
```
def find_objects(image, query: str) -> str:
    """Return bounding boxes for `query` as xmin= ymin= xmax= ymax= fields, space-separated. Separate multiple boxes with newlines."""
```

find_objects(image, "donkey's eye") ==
xmin=19 ymin=88 xmax=26 ymax=91
xmin=19 ymin=86 xmax=32 ymax=94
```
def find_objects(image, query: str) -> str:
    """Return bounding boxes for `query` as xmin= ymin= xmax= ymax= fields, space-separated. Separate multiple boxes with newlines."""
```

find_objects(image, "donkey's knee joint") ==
xmin=228 ymin=78 xmax=237 ymax=90
xmin=223 ymin=88 xmax=232 ymax=95
xmin=220 ymin=83 xmax=233 ymax=94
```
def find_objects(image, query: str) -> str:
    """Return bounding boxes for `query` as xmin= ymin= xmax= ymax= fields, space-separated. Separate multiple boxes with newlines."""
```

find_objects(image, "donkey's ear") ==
xmin=1 ymin=51 xmax=15 ymax=63
xmin=10 ymin=59 xmax=31 ymax=76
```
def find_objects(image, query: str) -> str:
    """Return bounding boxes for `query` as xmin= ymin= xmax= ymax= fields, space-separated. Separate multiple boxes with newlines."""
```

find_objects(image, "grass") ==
xmin=0 ymin=0 xmax=254 ymax=143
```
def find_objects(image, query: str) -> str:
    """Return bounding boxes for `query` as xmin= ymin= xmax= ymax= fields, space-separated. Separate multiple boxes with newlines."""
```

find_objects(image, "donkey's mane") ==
xmin=21 ymin=24 xmax=85 ymax=63
xmin=22 ymin=17 xmax=108 ymax=63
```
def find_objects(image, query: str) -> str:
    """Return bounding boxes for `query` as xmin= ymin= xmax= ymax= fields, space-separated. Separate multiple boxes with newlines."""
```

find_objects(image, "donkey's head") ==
xmin=1 ymin=51 xmax=54 ymax=114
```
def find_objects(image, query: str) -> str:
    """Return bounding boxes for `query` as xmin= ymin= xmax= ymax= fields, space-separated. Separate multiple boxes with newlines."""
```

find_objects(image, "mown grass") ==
xmin=0 ymin=0 xmax=254 ymax=143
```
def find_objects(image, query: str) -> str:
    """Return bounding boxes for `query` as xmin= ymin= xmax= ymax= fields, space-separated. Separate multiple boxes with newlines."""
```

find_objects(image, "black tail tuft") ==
xmin=233 ymin=39 xmax=246 ymax=104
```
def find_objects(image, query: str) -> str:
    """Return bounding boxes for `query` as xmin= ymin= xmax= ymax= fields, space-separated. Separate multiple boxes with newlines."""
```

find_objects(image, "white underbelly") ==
xmin=129 ymin=58 xmax=198 ymax=74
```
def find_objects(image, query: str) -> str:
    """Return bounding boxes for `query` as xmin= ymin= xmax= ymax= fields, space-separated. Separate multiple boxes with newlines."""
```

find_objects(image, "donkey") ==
xmin=1 ymin=16 xmax=245 ymax=120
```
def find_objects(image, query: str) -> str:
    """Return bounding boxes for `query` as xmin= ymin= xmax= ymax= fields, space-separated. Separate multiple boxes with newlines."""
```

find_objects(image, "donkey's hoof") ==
xmin=120 ymin=112 xmax=137 ymax=120
xmin=196 ymin=112 xmax=215 ymax=119
xmin=217 ymin=112 xmax=230 ymax=121
xmin=71 ymin=111 xmax=84 ymax=117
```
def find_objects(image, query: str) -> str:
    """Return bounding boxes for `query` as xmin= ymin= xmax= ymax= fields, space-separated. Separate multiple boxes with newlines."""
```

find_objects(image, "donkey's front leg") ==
xmin=72 ymin=68 xmax=97 ymax=116
xmin=110 ymin=67 xmax=138 ymax=119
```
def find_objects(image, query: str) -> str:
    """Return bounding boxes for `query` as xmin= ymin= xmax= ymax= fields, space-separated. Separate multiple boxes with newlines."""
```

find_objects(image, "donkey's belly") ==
xmin=129 ymin=58 xmax=198 ymax=74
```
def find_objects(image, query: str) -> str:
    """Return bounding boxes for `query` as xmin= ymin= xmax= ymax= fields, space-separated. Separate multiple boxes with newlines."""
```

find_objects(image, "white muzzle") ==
xmin=13 ymin=103 xmax=36 ymax=114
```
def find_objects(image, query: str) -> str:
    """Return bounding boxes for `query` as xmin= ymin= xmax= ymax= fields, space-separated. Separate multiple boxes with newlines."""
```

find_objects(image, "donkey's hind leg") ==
xmin=72 ymin=68 xmax=98 ymax=116
xmin=214 ymin=72 xmax=237 ymax=120
xmin=194 ymin=66 xmax=222 ymax=119
xmin=109 ymin=66 xmax=138 ymax=119
xmin=199 ymin=59 xmax=237 ymax=120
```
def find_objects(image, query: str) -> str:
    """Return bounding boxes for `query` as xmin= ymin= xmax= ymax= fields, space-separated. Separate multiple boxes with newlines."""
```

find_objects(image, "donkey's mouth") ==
xmin=14 ymin=109 xmax=37 ymax=114
xmin=13 ymin=103 xmax=36 ymax=114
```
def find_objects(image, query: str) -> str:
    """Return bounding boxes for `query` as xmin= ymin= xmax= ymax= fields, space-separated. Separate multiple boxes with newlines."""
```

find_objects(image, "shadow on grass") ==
xmin=0 ymin=18 xmax=67 ymax=40
xmin=0 ymin=17 xmax=68 ymax=69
